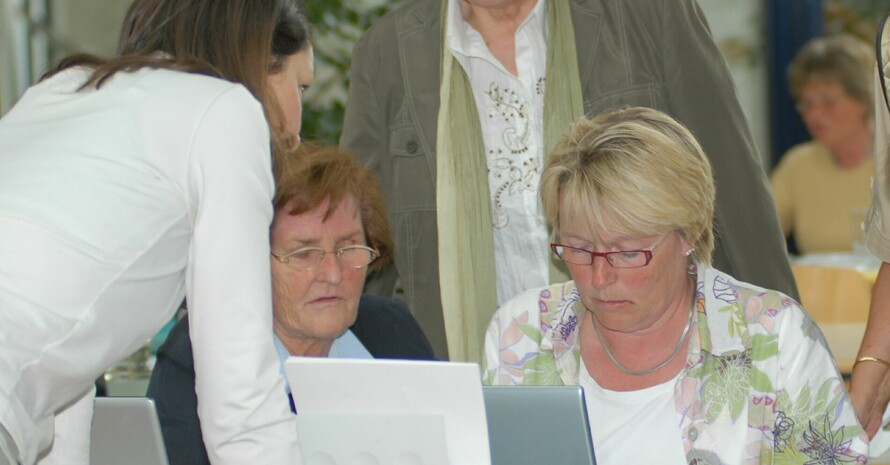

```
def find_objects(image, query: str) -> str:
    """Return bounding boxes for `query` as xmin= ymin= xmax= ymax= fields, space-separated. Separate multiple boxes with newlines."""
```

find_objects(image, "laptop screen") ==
xmin=483 ymin=386 xmax=597 ymax=465
xmin=91 ymin=397 xmax=170 ymax=465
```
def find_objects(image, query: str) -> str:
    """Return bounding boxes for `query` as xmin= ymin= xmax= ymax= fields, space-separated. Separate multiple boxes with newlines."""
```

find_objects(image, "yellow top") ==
xmin=770 ymin=141 xmax=873 ymax=254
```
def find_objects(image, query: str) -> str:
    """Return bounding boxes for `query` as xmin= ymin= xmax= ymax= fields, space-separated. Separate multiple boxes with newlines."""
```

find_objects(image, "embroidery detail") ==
xmin=489 ymin=151 xmax=539 ymax=228
xmin=800 ymin=417 xmax=859 ymax=464
xmin=484 ymin=81 xmax=538 ymax=229
xmin=485 ymin=82 xmax=531 ymax=154
xmin=547 ymin=287 xmax=580 ymax=341
xmin=772 ymin=411 xmax=794 ymax=452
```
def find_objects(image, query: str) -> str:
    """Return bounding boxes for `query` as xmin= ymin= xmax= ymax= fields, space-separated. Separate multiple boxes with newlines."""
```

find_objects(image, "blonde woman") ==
xmin=483 ymin=107 xmax=867 ymax=464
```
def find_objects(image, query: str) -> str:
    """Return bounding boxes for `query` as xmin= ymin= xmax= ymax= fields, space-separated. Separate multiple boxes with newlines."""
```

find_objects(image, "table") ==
xmin=791 ymin=256 xmax=878 ymax=376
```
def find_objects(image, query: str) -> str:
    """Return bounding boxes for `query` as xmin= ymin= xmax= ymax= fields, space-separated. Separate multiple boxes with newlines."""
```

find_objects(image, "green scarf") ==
xmin=436 ymin=0 xmax=584 ymax=362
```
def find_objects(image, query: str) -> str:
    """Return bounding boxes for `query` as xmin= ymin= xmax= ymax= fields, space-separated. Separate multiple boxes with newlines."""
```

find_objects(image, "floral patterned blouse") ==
xmin=481 ymin=265 xmax=869 ymax=464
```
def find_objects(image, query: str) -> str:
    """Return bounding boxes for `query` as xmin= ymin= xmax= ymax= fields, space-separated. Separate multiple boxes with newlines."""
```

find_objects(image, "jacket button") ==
xmin=406 ymin=140 xmax=418 ymax=154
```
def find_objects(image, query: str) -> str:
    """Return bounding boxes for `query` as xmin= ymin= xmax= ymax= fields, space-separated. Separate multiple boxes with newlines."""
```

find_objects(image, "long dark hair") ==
xmin=43 ymin=0 xmax=313 ymax=169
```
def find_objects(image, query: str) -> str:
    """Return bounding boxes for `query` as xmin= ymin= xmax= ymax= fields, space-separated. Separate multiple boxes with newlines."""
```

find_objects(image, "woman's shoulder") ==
xmin=130 ymin=68 xmax=257 ymax=108
xmin=131 ymin=69 xmax=268 ymax=156
xmin=492 ymin=281 xmax=582 ymax=338
xmin=702 ymin=266 xmax=797 ymax=306
xmin=699 ymin=266 xmax=804 ymax=332
xmin=776 ymin=141 xmax=832 ymax=169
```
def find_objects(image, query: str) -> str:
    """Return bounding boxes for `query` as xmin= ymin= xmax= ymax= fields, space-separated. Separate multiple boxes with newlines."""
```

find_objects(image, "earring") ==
xmin=685 ymin=248 xmax=695 ymax=257
xmin=685 ymin=248 xmax=696 ymax=275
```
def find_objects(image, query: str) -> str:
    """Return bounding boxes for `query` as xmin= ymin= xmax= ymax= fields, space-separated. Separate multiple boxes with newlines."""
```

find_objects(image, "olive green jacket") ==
xmin=341 ymin=0 xmax=798 ymax=359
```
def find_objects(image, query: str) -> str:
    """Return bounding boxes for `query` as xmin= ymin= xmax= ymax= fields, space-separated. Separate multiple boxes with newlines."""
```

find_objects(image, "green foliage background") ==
xmin=301 ymin=0 xmax=392 ymax=144
xmin=825 ymin=0 xmax=887 ymax=44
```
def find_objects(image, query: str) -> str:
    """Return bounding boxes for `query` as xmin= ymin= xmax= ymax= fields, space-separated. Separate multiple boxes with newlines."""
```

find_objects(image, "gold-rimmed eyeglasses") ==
xmin=271 ymin=245 xmax=378 ymax=271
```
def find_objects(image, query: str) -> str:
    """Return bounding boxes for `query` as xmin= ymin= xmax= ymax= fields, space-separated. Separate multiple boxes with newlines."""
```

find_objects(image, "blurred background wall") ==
xmin=1 ymin=0 xmax=130 ymax=114
xmin=0 ymin=0 xmax=884 ymax=171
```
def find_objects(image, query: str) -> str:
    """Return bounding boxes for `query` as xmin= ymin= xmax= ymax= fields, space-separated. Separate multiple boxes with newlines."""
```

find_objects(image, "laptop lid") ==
xmin=91 ymin=397 xmax=170 ymax=465
xmin=482 ymin=386 xmax=597 ymax=465
xmin=295 ymin=412 xmax=449 ymax=465
xmin=286 ymin=357 xmax=491 ymax=465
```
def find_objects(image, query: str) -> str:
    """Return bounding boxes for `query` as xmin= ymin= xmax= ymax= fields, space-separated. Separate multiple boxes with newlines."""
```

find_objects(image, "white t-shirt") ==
xmin=579 ymin=360 xmax=688 ymax=464
xmin=0 ymin=67 xmax=298 ymax=464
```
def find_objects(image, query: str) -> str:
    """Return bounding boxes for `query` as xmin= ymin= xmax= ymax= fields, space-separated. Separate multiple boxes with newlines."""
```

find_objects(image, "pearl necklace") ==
xmin=591 ymin=297 xmax=695 ymax=377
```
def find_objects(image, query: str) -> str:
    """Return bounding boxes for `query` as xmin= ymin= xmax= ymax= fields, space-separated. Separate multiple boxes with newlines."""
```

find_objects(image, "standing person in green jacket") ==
xmin=341 ymin=0 xmax=797 ymax=362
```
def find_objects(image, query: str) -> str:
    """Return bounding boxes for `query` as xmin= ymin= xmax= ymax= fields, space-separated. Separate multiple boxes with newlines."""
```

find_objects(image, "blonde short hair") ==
xmin=541 ymin=107 xmax=716 ymax=264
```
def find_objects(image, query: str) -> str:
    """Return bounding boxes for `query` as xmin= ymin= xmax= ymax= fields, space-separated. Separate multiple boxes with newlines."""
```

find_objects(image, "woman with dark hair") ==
xmin=0 ymin=1 xmax=314 ymax=464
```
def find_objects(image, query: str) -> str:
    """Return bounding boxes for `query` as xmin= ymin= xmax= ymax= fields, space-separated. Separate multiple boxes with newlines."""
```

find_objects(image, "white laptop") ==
xmin=482 ymin=386 xmax=597 ymax=465
xmin=90 ymin=397 xmax=169 ymax=465
xmin=285 ymin=357 xmax=490 ymax=465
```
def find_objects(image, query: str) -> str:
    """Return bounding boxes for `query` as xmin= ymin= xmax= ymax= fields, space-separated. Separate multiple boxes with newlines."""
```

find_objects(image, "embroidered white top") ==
xmin=445 ymin=0 xmax=550 ymax=305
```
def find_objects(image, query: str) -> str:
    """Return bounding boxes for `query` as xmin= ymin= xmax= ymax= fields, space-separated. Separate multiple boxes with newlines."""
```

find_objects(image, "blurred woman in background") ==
xmin=770 ymin=34 xmax=874 ymax=254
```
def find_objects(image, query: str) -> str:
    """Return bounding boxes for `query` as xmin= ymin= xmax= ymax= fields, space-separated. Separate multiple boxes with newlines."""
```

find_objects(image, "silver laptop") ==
xmin=90 ymin=397 xmax=170 ymax=465
xmin=483 ymin=386 xmax=597 ymax=465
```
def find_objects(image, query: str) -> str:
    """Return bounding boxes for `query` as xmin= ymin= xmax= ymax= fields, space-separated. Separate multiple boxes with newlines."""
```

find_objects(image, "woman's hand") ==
xmin=851 ymin=262 xmax=890 ymax=437
xmin=850 ymin=360 xmax=890 ymax=437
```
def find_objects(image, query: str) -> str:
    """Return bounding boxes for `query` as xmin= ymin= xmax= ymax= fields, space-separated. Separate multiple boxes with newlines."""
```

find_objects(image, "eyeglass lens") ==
xmin=287 ymin=246 xmax=375 ymax=270
xmin=555 ymin=246 xmax=647 ymax=268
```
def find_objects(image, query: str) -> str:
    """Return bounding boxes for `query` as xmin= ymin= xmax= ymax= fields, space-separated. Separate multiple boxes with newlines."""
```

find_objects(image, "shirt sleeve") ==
xmin=481 ymin=305 xmax=504 ymax=386
xmin=35 ymin=387 xmax=94 ymax=465
xmin=481 ymin=289 xmax=555 ymax=386
xmin=184 ymin=86 xmax=300 ymax=464
xmin=775 ymin=302 xmax=869 ymax=460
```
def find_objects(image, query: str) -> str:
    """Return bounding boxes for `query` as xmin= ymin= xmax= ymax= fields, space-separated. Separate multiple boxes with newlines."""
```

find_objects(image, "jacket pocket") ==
xmin=390 ymin=126 xmax=424 ymax=157
xmin=389 ymin=126 xmax=435 ymax=207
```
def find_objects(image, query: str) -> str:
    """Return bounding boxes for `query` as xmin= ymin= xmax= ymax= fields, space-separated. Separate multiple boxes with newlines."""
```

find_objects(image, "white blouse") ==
xmin=445 ymin=0 xmax=551 ymax=305
xmin=0 ymin=67 xmax=298 ymax=464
